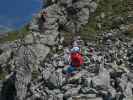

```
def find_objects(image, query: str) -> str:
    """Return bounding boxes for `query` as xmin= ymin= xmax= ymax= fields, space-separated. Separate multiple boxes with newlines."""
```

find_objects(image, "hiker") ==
xmin=63 ymin=46 xmax=84 ymax=76
xmin=38 ymin=11 xmax=48 ymax=31
xmin=41 ymin=11 xmax=47 ymax=22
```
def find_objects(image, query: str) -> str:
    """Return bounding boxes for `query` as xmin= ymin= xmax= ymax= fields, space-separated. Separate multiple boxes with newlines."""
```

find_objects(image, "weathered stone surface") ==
xmin=28 ymin=44 xmax=50 ymax=62
xmin=0 ymin=50 xmax=12 ymax=65
xmin=48 ymin=69 xmax=64 ymax=88
xmin=92 ymin=67 xmax=110 ymax=89
xmin=14 ymin=46 xmax=32 ymax=100
xmin=64 ymin=86 xmax=81 ymax=99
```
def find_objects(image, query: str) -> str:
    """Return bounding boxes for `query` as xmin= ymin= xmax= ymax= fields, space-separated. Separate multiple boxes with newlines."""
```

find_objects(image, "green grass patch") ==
xmin=79 ymin=0 xmax=129 ymax=40
xmin=0 ymin=25 xmax=30 ymax=43
xmin=32 ymin=70 xmax=39 ymax=80
xmin=0 ymin=71 xmax=6 ymax=80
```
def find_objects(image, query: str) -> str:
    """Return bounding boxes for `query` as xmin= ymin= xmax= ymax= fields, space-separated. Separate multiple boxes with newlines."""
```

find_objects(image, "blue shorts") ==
xmin=66 ymin=65 xmax=76 ymax=74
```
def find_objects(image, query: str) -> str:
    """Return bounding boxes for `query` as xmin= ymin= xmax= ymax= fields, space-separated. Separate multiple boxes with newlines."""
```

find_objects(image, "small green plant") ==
xmin=0 ymin=71 xmax=6 ymax=80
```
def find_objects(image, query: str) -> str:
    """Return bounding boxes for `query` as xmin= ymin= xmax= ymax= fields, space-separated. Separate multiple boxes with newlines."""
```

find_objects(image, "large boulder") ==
xmin=124 ymin=82 xmax=133 ymax=97
xmin=48 ymin=69 xmax=65 ymax=88
xmin=28 ymin=44 xmax=50 ymax=63
xmin=92 ymin=66 xmax=110 ymax=90
xmin=0 ymin=76 xmax=16 ymax=100
xmin=0 ymin=80 xmax=3 ymax=97
xmin=0 ymin=50 xmax=12 ymax=65
xmin=14 ymin=46 xmax=32 ymax=100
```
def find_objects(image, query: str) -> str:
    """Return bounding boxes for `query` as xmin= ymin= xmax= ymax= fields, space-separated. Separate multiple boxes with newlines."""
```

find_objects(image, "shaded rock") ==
xmin=124 ymin=82 xmax=133 ymax=97
xmin=48 ymin=69 xmax=64 ymax=88
xmin=0 ymin=50 xmax=12 ymax=65
xmin=13 ymin=45 xmax=33 ymax=100
xmin=89 ymin=1 xmax=98 ymax=13
xmin=123 ymin=96 xmax=133 ymax=100
xmin=0 ymin=80 xmax=3 ymax=98
xmin=92 ymin=66 xmax=110 ymax=90
xmin=56 ymin=93 xmax=64 ymax=100
xmin=64 ymin=86 xmax=81 ymax=99
xmin=42 ymin=69 xmax=52 ymax=81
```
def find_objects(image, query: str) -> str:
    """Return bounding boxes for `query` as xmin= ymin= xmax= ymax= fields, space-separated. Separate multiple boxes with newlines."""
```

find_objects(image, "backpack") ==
xmin=71 ymin=52 xmax=83 ymax=67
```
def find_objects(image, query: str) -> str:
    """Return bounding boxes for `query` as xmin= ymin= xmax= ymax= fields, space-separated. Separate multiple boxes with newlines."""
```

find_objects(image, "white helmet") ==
xmin=71 ymin=47 xmax=80 ymax=52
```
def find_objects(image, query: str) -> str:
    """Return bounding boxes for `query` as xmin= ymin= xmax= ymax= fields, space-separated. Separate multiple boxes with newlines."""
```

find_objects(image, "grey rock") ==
xmin=80 ymin=88 xmax=98 ymax=96
xmin=124 ymin=82 xmax=133 ymax=97
xmin=59 ymin=0 xmax=72 ymax=7
xmin=28 ymin=44 xmax=50 ymax=63
xmin=29 ymin=14 xmax=40 ymax=31
xmin=64 ymin=86 xmax=81 ymax=99
xmin=0 ymin=50 xmax=12 ymax=65
xmin=14 ymin=46 xmax=32 ymax=100
xmin=62 ymin=84 xmax=73 ymax=91
xmin=89 ymin=2 xmax=97 ymax=13
xmin=0 ymin=76 xmax=16 ymax=100
xmin=44 ymin=0 xmax=57 ymax=6
xmin=127 ymin=72 xmax=133 ymax=82
xmin=76 ymin=8 xmax=90 ymax=25
xmin=24 ymin=34 xmax=34 ymax=44
xmin=92 ymin=66 xmax=110 ymax=89
xmin=48 ymin=69 xmax=64 ymax=88
xmin=42 ymin=69 xmax=52 ymax=81
xmin=56 ymin=94 xmax=64 ymax=100
xmin=40 ymin=33 xmax=59 ymax=46
xmin=119 ymin=74 xmax=128 ymax=92
xmin=57 ymin=60 xmax=64 ymax=67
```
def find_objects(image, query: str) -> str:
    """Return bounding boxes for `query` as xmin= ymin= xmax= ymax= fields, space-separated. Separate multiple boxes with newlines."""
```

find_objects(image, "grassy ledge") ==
xmin=0 ymin=25 xmax=30 ymax=43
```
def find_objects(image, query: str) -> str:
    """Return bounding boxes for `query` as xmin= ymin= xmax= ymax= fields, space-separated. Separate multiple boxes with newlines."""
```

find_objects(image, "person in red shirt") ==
xmin=63 ymin=47 xmax=84 ymax=76
xmin=71 ymin=51 xmax=84 ymax=68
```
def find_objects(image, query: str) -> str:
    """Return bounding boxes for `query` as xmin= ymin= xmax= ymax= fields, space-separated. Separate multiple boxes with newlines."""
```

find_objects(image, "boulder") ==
xmin=0 ymin=50 xmax=12 ymax=65
xmin=124 ymin=82 xmax=133 ymax=97
xmin=42 ymin=69 xmax=52 ymax=81
xmin=92 ymin=66 xmax=110 ymax=89
xmin=64 ymin=86 xmax=81 ymax=99
xmin=48 ymin=69 xmax=64 ymax=88
xmin=28 ymin=44 xmax=50 ymax=63
xmin=89 ymin=1 xmax=98 ymax=13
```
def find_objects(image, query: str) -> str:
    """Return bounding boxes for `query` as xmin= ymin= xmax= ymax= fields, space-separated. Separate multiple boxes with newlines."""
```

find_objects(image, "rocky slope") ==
xmin=0 ymin=0 xmax=98 ymax=100
xmin=0 ymin=0 xmax=133 ymax=100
